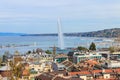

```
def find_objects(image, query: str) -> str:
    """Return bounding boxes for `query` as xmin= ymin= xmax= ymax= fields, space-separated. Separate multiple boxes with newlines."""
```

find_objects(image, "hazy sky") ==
xmin=0 ymin=0 xmax=120 ymax=33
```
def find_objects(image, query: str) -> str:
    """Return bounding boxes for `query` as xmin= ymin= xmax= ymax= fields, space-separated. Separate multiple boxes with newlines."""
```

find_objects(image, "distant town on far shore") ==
xmin=0 ymin=28 xmax=120 ymax=38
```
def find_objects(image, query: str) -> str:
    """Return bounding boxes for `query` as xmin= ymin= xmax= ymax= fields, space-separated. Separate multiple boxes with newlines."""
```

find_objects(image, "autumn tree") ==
xmin=9 ymin=61 xmax=23 ymax=80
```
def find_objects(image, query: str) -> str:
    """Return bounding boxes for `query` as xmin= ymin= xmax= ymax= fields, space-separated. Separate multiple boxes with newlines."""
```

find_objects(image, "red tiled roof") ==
xmin=104 ymin=69 xmax=113 ymax=73
xmin=114 ymin=68 xmax=120 ymax=72
xmin=22 ymin=69 xmax=30 ymax=76
xmin=69 ymin=68 xmax=120 ymax=76
xmin=0 ymin=71 xmax=11 ymax=77
xmin=54 ymin=76 xmax=70 ymax=80
xmin=96 ymin=78 xmax=116 ymax=80
xmin=69 ymin=71 xmax=91 ymax=76
xmin=92 ymin=69 xmax=113 ymax=73
xmin=86 ymin=60 xmax=98 ymax=65
xmin=92 ymin=70 xmax=102 ymax=73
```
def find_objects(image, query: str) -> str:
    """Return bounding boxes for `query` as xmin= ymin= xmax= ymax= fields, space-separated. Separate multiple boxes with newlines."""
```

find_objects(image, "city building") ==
xmin=69 ymin=68 xmax=120 ymax=80
xmin=35 ymin=70 xmax=82 ymax=80
xmin=100 ymin=51 xmax=120 ymax=60
xmin=102 ymin=60 xmax=120 ymax=68
xmin=73 ymin=52 xmax=102 ymax=63
xmin=54 ymin=54 xmax=68 ymax=63
xmin=0 ymin=66 xmax=11 ymax=80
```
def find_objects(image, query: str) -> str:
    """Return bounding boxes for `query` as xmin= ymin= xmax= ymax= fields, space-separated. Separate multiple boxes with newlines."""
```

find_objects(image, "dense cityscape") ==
xmin=0 ymin=20 xmax=120 ymax=80
xmin=0 ymin=0 xmax=120 ymax=80
xmin=0 ymin=39 xmax=120 ymax=80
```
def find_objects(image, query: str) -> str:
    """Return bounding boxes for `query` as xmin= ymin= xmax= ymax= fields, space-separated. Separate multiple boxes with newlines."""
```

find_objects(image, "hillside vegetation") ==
xmin=4 ymin=28 xmax=120 ymax=38
xmin=65 ymin=28 xmax=120 ymax=38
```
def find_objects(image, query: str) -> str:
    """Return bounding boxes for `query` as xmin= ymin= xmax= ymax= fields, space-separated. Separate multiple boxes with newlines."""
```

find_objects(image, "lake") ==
xmin=0 ymin=36 xmax=114 ymax=55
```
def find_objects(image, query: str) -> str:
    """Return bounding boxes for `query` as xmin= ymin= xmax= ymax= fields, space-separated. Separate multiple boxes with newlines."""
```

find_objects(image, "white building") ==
xmin=103 ymin=60 xmax=120 ymax=68
xmin=73 ymin=52 xmax=102 ymax=63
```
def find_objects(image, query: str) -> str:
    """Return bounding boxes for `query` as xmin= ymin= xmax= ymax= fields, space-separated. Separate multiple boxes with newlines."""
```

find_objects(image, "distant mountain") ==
xmin=0 ymin=32 xmax=26 ymax=36
xmin=65 ymin=28 xmax=120 ymax=38
xmin=22 ymin=28 xmax=120 ymax=38
xmin=1 ymin=28 xmax=120 ymax=37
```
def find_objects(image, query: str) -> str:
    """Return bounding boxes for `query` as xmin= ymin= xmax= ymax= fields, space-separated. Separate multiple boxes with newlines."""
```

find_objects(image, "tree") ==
xmin=108 ymin=46 xmax=120 ymax=53
xmin=36 ymin=48 xmax=43 ymax=54
xmin=14 ymin=50 xmax=20 ymax=55
xmin=109 ymin=47 xmax=115 ymax=53
xmin=9 ymin=61 xmax=15 ymax=80
xmin=45 ymin=50 xmax=52 ymax=54
xmin=0 ymin=57 xmax=2 ymax=65
xmin=14 ymin=63 xmax=23 ymax=79
xmin=2 ymin=55 xmax=7 ymax=63
xmin=9 ymin=61 xmax=23 ymax=80
xmin=89 ymin=42 xmax=96 ymax=51
xmin=33 ymin=49 xmax=36 ymax=54
xmin=26 ymin=50 xmax=32 ymax=55
xmin=2 ymin=51 xmax=10 ymax=63
xmin=77 ymin=46 xmax=88 ymax=51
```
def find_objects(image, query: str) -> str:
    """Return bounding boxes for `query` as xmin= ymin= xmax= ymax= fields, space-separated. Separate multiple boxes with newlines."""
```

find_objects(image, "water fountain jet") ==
xmin=57 ymin=17 xmax=64 ymax=50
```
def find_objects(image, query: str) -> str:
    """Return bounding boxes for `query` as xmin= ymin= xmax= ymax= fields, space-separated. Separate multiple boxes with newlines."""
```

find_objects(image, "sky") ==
xmin=0 ymin=0 xmax=120 ymax=34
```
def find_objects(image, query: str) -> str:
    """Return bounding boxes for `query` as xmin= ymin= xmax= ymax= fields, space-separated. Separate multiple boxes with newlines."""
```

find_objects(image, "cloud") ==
xmin=0 ymin=0 xmax=72 ymax=7
xmin=0 ymin=0 xmax=120 ymax=33
xmin=0 ymin=0 xmax=120 ymax=19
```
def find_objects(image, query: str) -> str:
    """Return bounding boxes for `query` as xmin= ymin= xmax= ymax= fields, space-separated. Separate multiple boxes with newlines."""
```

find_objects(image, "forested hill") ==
xmin=1 ymin=28 xmax=120 ymax=38
xmin=22 ymin=28 xmax=120 ymax=38
xmin=65 ymin=28 xmax=120 ymax=38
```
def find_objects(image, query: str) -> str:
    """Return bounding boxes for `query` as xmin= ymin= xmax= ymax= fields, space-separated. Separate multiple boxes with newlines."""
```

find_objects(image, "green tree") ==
xmin=109 ymin=47 xmax=115 ymax=53
xmin=26 ymin=50 xmax=32 ymax=55
xmin=77 ymin=46 xmax=88 ymax=51
xmin=45 ymin=50 xmax=52 ymax=54
xmin=2 ymin=51 xmax=10 ymax=63
xmin=89 ymin=42 xmax=96 ymax=51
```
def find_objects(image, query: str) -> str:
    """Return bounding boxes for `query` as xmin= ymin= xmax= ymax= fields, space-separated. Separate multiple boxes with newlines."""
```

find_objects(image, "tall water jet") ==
xmin=57 ymin=17 xmax=64 ymax=49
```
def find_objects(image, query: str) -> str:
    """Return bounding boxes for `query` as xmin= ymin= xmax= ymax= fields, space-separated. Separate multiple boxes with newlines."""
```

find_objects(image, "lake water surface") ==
xmin=0 ymin=36 xmax=113 ymax=55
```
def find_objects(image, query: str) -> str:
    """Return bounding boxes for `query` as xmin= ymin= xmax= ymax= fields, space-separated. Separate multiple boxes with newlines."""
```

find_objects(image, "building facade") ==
xmin=73 ymin=52 xmax=102 ymax=63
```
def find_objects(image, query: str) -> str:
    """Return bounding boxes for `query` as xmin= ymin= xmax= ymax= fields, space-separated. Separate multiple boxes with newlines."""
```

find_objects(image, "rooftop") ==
xmin=55 ymin=54 xmax=68 ymax=58
xmin=61 ymin=60 xmax=74 ymax=68
xmin=35 ymin=71 xmax=82 ymax=80
xmin=22 ymin=69 xmax=30 ymax=76
xmin=86 ymin=60 xmax=99 ymax=65
xmin=69 ymin=68 xmax=120 ymax=76
xmin=0 ymin=71 xmax=11 ymax=77
xmin=0 ymin=66 xmax=10 ymax=71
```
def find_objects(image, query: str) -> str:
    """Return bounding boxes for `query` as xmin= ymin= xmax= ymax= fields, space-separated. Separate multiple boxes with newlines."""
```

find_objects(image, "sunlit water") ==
xmin=0 ymin=36 xmax=113 ymax=55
